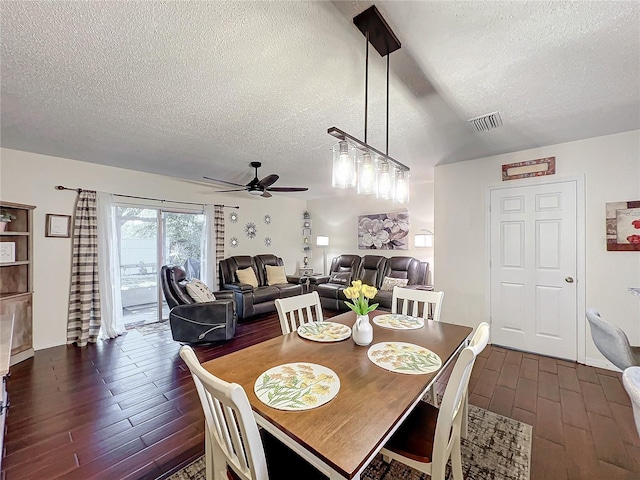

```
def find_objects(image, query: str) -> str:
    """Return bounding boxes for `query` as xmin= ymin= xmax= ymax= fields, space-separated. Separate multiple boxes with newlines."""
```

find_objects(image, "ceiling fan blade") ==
xmin=267 ymin=187 xmax=309 ymax=192
xmin=258 ymin=174 xmax=279 ymax=188
xmin=212 ymin=188 xmax=248 ymax=193
xmin=203 ymin=176 xmax=246 ymax=188
xmin=261 ymin=191 xmax=273 ymax=198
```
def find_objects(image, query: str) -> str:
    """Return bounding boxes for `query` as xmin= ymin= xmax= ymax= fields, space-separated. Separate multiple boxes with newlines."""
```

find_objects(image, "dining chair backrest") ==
xmin=180 ymin=346 xmax=268 ymax=480
xmin=275 ymin=291 xmax=323 ymax=335
xmin=432 ymin=322 xmax=489 ymax=474
xmin=623 ymin=366 xmax=640 ymax=437
xmin=391 ymin=287 xmax=445 ymax=321
xmin=586 ymin=308 xmax=640 ymax=370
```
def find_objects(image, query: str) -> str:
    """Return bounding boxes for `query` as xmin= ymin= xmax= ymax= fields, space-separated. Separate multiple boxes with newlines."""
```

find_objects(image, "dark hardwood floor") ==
xmin=2 ymin=311 xmax=638 ymax=480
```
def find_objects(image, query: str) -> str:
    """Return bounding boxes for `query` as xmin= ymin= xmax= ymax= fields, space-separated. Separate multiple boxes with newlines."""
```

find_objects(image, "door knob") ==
xmin=565 ymin=277 xmax=574 ymax=283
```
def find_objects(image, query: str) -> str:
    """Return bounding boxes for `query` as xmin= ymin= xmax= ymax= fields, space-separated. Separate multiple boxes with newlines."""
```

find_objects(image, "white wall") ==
xmin=306 ymin=181 xmax=435 ymax=280
xmin=434 ymin=130 xmax=640 ymax=368
xmin=0 ymin=148 xmax=305 ymax=350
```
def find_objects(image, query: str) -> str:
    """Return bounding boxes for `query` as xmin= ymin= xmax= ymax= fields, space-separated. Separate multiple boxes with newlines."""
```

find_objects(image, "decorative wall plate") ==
xmin=229 ymin=237 xmax=239 ymax=248
xmin=367 ymin=342 xmax=442 ymax=375
xmin=297 ymin=322 xmax=352 ymax=342
xmin=264 ymin=214 xmax=271 ymax=224
xmin=372 ymin=314 xmax=424 ymax=330
xmin=229 ymin=212 xmax=238 ymax=223
xmin=244 ymin=222 xmax=257 ymax=239
xmin=254 ymin=363 xmax=340 ymax=411
xmin=264 ymin=237 xmax=272 ymax=247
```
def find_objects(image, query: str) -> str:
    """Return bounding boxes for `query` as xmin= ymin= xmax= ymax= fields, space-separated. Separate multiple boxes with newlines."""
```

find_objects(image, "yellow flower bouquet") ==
xmin=343 ymin=280 xmax=379 ymax=315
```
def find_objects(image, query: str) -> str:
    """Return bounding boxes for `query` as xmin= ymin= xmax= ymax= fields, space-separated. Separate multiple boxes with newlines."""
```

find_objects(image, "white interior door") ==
xmin=490 ymin=181 xmax=578 ymax=360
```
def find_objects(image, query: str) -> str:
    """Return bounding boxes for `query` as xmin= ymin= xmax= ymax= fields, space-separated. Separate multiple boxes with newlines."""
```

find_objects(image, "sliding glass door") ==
xmin=116 ymin=206 xmax=205 ymax=326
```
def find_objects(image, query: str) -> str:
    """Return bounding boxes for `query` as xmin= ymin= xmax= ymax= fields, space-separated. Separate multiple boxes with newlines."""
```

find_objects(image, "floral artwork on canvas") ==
xmin=606 ymin=201 xmax=640 ymax=251
xmin=357 ymin=210 xmax=409 ymax=249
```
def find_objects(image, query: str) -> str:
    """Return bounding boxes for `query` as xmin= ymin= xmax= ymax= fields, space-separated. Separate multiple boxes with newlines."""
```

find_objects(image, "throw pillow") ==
xmin=186 ymin=279 xmax=217 ymax=303
xmin=329 ymin=272 xmax=352 ymax=286
xmin=266 ymin=265 xmax=287 ymax=285
xmin=236 ymin=267 xmax=259 ymax=288
xmin=380 ymin=276 xmax=409 ymax=291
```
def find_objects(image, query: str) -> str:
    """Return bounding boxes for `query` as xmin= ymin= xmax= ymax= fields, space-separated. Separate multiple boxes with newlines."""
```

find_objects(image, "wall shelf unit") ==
xmin=0 ymin=201 xmax=35 ymax=366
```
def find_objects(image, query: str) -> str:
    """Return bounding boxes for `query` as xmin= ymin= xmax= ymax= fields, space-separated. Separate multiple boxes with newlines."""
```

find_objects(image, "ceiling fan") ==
xmin=204 ymin=162 xmax=309 ymax=198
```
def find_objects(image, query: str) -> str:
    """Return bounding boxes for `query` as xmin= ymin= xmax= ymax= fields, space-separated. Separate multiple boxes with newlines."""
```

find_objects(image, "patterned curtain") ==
xmin=214 ymin=205 xmax=225 ymax=289
xmin=67 ymin=190 xmax=101 ymax=347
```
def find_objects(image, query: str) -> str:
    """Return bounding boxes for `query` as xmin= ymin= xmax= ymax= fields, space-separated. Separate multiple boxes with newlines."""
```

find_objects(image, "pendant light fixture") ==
xmin=328 ymin=5 xmax=410 ymax=203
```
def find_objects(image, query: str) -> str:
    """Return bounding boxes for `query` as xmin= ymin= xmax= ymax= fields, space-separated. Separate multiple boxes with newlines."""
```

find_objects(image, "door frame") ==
xmin=485 ymin=174 xmax=586 ymax=364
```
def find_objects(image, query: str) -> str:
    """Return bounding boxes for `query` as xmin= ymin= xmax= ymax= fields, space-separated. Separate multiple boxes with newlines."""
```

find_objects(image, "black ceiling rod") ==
xmin=364 ymin=30 xmax=369 ymax=145
xmin=386 ymin=53 xmax=389 ymax=156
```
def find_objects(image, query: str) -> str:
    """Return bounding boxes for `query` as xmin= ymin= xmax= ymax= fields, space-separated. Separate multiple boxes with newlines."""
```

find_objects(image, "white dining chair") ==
xmin=275 ymin=291 xmax=323 ymax=335
xmin=392 ymin=287 xmax=445 ymax=322
xmin=380 ymin=322 xmax=490 ymax=480
xmin=180 ymin=346 xmax=327 ymax=480
xmin=586 ymin=308 xmax=640 ymax=370
xmin=623 ymin=366 xmax=640 ymax=437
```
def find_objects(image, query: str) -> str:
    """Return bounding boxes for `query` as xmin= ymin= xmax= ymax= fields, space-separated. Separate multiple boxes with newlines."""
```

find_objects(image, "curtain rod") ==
xmin=55 ymin=186 xmax=239 ymax=209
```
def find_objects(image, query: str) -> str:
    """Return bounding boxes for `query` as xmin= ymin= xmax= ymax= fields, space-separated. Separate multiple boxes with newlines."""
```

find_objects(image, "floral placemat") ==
xmin=254 ymin=363 xmax=340 ymax=411
xmin=297 ymin=321 xmax=351 ymax=342
xmin=372 ymin=314 xmax=425 ymax=330
xmin=367 ymin=342 xmax=442 ymax=375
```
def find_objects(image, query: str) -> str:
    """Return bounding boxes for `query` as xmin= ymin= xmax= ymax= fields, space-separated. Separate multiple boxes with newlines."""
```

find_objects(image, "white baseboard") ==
xmin=584 ymin=356 xmax=621 ymax=373
xmin=10 ymin=348 xmax=34 ymax=367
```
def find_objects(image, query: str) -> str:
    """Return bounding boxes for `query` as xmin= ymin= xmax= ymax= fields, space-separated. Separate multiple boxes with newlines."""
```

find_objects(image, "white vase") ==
xmin=352 ymin=314 xmax=373 ymax=346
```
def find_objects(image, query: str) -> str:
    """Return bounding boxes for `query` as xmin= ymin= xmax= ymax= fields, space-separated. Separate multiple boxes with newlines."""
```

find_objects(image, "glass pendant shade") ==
xmin=357 ymin=152 xmax=377 ymax=195
xmin=376 ymin=161 xmax=395 ymax=200
xmin=393 ymin=170 xmax=409 ymax=204
xmin=332 ymin=141 xmax=357 ymax=189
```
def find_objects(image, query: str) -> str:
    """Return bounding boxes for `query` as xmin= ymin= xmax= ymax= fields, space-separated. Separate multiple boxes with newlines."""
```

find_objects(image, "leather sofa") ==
xmin=219 ymin=254 xmax=304 ymax=320
xmin=160 ymin=265 xmax=237 ymax=343
xmin=313 ymin=255 xmax=429 ymax=311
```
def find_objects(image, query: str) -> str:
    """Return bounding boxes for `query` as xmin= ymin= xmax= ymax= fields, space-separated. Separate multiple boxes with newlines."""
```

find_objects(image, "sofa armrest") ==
xmin=222 ymin=282 xmax=254 ymax=292
xmin=309 ymin=275 xmax=331 ymax=285
xmin=170 ymin=299 xmax=236 ymax=322
xmin=212 ymin=290 xmax=235 ymax=301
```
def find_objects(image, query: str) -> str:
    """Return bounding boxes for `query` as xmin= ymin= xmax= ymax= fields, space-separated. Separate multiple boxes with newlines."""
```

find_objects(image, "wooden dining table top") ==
xmin=201 ymin=310 xmax=473 ymax=479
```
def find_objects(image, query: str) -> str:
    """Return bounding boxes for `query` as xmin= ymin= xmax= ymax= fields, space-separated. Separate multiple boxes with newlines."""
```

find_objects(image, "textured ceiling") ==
xmin=1 ymin=1 xmax=639 ymax=199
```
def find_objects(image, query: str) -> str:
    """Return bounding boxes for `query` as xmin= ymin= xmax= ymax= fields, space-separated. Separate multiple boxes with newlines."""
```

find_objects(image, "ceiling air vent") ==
xmin=468 ymin=111 xmax=503 ymax=133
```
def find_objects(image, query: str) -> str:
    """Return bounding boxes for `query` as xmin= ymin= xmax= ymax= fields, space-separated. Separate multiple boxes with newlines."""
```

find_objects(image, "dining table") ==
xmin=201 ymin=309 xmax=473 ymax=480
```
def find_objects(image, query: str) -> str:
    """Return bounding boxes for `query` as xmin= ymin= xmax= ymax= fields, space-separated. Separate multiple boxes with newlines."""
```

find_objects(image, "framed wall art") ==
xmin=606 ymin=200 xmax=640 ymax=251
xmin=0 ymin=242 xmax=15 ymax=263
xmin=357 ymin=210 xmax=409 ymax=250
xmin=45 ymin=214 xmax=71 ymax=238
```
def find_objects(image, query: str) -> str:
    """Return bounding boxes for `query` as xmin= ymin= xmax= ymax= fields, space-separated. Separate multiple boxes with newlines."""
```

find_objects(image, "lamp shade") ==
xmin=316 ymin=235 xmax=329 ymax=246
xmin=414 ymin=230 xmax=433 ymax=248
xmin=357 ymin=152 xmax=377 ymax=195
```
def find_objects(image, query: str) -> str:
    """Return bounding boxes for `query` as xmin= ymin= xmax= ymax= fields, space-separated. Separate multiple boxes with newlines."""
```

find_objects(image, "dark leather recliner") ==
xmin=160 ymin=265 xmax=236 ymax=343
xmin=219 ymin=254 xmax=303 ymax=320
xmin=314 ymin=254 xmax=429 ymax=311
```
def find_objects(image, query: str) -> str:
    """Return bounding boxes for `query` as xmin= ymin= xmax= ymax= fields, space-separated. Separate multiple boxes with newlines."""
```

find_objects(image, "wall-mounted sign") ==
xmin=502 ymin=157 xmax=556 ymax=181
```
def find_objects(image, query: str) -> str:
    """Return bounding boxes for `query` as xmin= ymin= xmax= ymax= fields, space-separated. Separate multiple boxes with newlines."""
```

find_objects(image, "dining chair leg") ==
xmin=211 ymin=435 xmax=228 ymax=480
xmin=450 ymin=438 xmax=464 ymax=480
xmin=205 ymin=429 xmax=214 ymax=480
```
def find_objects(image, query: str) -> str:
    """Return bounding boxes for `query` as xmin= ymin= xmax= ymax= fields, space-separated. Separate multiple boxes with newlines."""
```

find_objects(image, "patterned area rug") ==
xmin=166 ymin=403 xmax=531 ymax=480
xmin=134 ymin=321 xmax=171 ymax=335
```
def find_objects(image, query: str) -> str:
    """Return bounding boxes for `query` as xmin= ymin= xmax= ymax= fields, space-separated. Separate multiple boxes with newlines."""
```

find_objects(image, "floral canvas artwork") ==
xmin=358 ymin=210 xmax=409 ymax=250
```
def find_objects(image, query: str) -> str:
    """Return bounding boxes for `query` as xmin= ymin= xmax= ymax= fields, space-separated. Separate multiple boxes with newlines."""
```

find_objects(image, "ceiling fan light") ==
xmin=357 ymin=152 xmax=376 ymax=195
xmin=248 ymin=188 xmax=263 ymax=196
xmin=332 ymin=140 xmax=356 ymax=189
